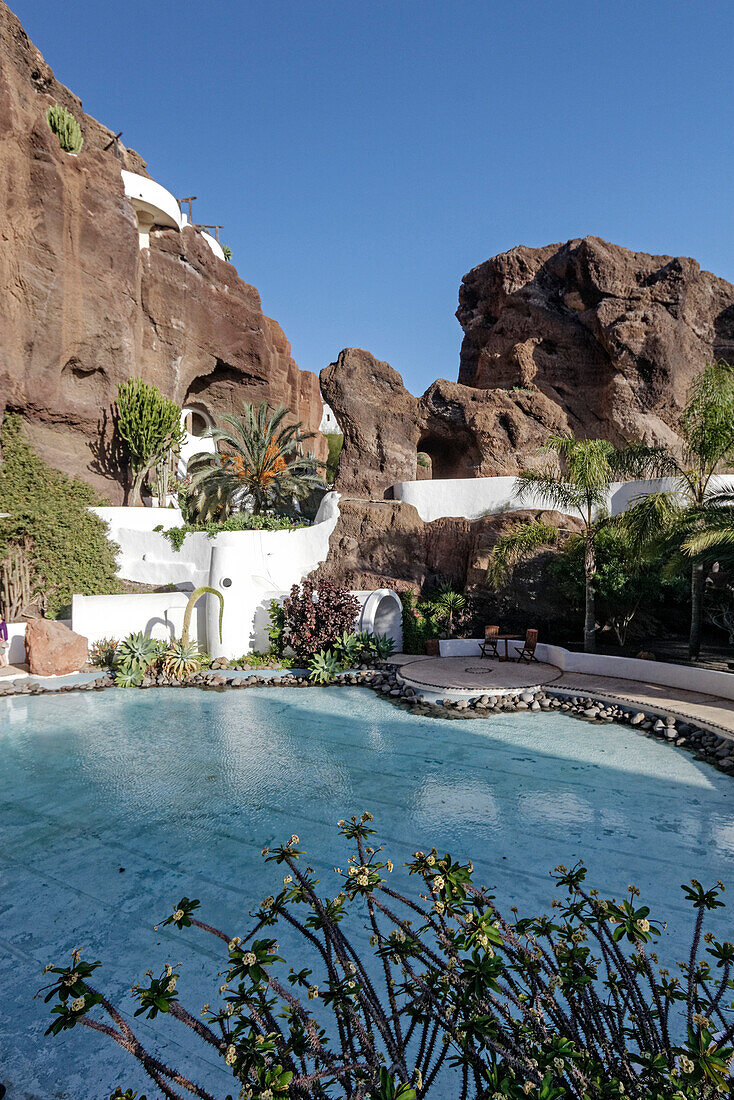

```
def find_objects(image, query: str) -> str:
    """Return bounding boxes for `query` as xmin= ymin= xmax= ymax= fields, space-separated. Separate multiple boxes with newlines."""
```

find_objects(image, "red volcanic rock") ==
xmin=0 ymin=2 xmax=325 ymax=500
xmin=457 ymin=236 xmax=734 ymax=447
xmin=320 ymin=349 xmax=566 ymax=497
xmin=25 ymin=618 xmax=88 ymax=676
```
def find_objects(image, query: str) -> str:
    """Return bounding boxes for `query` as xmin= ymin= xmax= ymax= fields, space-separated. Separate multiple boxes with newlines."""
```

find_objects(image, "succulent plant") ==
xmin=46 ymin=104 xmax=83 ymax=153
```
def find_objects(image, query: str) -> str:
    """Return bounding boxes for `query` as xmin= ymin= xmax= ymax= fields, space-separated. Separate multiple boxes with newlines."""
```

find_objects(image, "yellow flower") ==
xmin=679 ymin=1055 xmax=695 ymax=1074
xmin=636 ymin=918 xmax=650 ymax=933
xmin=225 ymin=1043 xmax=237 ymax=1065
xmin=173 ymin=909 xmax=184 ymax=922
xmin=70 ymin=996 xmax=86 ymax=1012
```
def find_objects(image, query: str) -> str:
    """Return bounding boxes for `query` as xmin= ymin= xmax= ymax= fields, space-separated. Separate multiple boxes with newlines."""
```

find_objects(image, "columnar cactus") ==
xmin=46 ymin=103 xmax=83 ymax=154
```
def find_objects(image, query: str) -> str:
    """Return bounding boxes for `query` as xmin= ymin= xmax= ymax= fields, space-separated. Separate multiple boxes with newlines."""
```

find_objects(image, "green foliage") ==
xmin=155 ymin=511 xmax=305 ymax=552
xmin=487 ymin=521 xmax=560 ymax=590
xmin=89 ymin=637 xmax=118 ymax=668
xmin=427 ymin=584 xmax=467 ymax=637
xmin=116 ymin=379 xmax=185 ymax=505
xmin=221 ymin=245 xmax=232 ymax=261
xmin=187 ymin=401 xmax=325 ymax=520
xmin=325 ymin=432 xmax=344 ymax=483
xmin=162 ymin=639 xmax=201 ymax=680
xmin=0 ymin=415 xmax=121 ymax=618
xmin=181 ymin=586 xmax=224 ymax=648
xmin=267 ymin=599 xmax=286 ymax=657
xmin=400 ymin=588 xmax=440 ymax=653
xmin=308 ymin=648 xmax=342 ymax=683
xmin=46 ymin=103 xmax=83 ymax=153
xmin=416 ymin=451 xmax=431 ymax=468
xmin=113 ymin=632 xmax=161 ymax=683
xmin=550 ymin=523 xmax=674 ymax=645
xmin=41 ymin=819 xmax=734 ymax=1100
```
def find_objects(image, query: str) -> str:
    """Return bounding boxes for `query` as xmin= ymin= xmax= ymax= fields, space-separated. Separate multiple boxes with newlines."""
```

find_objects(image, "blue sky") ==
xmin=14 ymin=0 xmax=734 ymax=394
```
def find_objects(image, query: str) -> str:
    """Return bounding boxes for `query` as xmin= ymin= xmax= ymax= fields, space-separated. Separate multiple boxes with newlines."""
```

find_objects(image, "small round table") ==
xmin=497 ymin=634 xmax=521 ymax=661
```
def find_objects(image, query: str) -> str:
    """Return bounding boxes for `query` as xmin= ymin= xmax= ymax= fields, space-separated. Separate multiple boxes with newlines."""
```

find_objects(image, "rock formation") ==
xmin=25 ymin=618 xmax=88 ymax=675
xmin=320 ymin=348 xmax=567 ymax=497
xmin=457 ymin=236 xmax=734 ymax=447
xmin=322 ymin=239 xmax=734 ymax=501
xmin=0 ymin=2 xmax=325 ymax=501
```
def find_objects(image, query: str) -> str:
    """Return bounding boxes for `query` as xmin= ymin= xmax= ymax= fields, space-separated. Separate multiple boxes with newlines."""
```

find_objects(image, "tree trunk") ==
xmin=689 ymin=560 xmax=705 ymax=660
xmin=584 ymin=531 xmax=596 ymax=653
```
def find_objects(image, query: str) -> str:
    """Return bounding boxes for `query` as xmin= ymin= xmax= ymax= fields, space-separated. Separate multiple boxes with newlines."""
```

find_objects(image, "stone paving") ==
xmin=394 ymin=655 xmax=734 ymax=741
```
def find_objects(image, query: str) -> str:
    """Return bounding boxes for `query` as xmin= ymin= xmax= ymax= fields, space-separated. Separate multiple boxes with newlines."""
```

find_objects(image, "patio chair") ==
xmin=479 ymin=624 xmax=501 ymax=660
xmin=514 ymin=628 xmax=539 ymax=663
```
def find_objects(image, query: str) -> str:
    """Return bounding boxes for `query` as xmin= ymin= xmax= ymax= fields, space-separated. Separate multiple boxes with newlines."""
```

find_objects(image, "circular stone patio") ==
xmin=396 ymin=656 xmax=563 ymax=699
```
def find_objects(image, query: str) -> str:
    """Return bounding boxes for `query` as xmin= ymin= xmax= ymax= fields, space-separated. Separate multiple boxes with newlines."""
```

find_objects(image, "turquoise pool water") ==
xmin=2 ymin=686 xmax=734 ymax=1098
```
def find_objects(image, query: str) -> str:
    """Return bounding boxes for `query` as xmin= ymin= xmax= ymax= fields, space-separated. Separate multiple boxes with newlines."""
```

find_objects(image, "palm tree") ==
xmin=622 ymin=360 xmax=734 ymax=660
xmin=187 ymin=402 xmax=325 ymax=520
xmin=488 ymin=436 xmax=661 ymax=652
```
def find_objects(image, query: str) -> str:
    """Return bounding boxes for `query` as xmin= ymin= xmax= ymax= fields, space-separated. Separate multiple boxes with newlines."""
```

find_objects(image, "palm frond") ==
xmin=680 ymin=359 xmax=734 ymax=472
xmin=618 ymin=491 xmax=687 ymax=556
xmin=487 ymin=521 xmax=560 ymax=590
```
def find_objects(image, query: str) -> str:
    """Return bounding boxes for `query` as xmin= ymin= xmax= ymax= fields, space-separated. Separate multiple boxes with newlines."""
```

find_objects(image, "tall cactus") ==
xmin=116 ymin=378 xmax=185 ymax=505
xmin=46 ymin=104 xmax=83 ymax=154
xmin=181 ymin=585 xmax=224 ymax=648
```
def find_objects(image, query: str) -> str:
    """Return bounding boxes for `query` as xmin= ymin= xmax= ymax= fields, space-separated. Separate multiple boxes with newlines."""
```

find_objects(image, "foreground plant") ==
xmin=40 ymin=819 xmax=734 ymax=1099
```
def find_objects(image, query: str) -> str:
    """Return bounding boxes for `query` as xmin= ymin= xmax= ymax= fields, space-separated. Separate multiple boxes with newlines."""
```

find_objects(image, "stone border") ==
xmin=1 ymin=664 xmax=732 ymax=779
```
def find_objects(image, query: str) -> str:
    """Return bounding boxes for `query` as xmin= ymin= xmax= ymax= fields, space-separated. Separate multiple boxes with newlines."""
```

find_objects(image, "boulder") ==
xmin=25 ymin=619 xmax=88 ymax=676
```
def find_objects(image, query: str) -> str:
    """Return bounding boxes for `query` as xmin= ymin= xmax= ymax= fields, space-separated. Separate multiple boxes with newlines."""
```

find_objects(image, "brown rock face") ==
xmin=322 ymin=240 xmax=734 ymax=500
xmin=320 ymin=349 xmax=566 ymax=497
xmin=315 ymin=497 xmax=577 ymax=594
xmin=0 ymin=2 xmax=325 ymax=500
xmin=25 ymin=618 xmax=88 ymax=676
xmin=457 ymin=236 xmax=734 ymax=447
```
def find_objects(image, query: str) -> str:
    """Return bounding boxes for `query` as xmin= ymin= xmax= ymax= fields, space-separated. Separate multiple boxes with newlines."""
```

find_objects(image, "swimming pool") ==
xmin=2 ymin=686 xmax=733 ymax=1098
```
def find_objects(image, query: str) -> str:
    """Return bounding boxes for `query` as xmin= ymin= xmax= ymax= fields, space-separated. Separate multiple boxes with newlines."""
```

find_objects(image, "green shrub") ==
xmin=89 ymin=637 xmax=118 ymax=668
xmin=41 ymin=818 xmax=734 ymax=1100
xmin=221 ymin=245 xmax=232 ymax=261
xmin=325 ymin=432 xmax=343 ymax=483
xmin=155 ymin=512 xmax=305 ymax=552
xmin=266 ymin=599 xmax=286 ymax=657
xmin=0 ymin=415 xmax=121 ymax=618
xmin=401 ymin=588 xmax=439 ymax=654
xmin=46 ymin=104 xmax=83 ymax=153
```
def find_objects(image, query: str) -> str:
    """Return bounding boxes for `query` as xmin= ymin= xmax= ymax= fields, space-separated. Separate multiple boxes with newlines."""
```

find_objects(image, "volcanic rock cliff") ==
xmin=322 ymin=238 xmax=734 ymax=500
xmin=0 ymin=2 xmax=325 ymax=500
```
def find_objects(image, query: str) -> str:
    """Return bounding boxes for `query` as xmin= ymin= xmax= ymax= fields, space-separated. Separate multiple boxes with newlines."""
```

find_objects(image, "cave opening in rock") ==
xmin=416 ymin=432 xmax=478 ymax=480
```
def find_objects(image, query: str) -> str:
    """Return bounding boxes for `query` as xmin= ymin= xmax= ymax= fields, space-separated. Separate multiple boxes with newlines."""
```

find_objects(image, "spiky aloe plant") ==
xmin=162 ymin=639 xmax=201 ymax=680
xmin=46 ymin=104 xmax=83 ymax=153
xmin=181 ymin=586 xmax=224 ymax=648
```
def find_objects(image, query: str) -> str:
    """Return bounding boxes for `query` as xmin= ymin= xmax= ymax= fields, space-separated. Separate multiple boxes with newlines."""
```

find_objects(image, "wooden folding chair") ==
xmin=479 ymin=625 xmax=500 ymax=660
xmin=515 ymin=628 xmax=539 ymax=663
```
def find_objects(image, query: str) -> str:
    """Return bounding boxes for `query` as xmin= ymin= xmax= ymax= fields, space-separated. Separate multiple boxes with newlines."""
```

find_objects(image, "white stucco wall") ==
xmin=86 ymin=494 xmax=343 ymax=656
xmin=121 ymin=170 xmax=182 ymax=229
xmin=72 ymin=592 xmax=207 ymax=648
xmin=438 ymin=638 xmax=734 ymax=703
xmin=391 ymin=474 xmax=734 ymax=523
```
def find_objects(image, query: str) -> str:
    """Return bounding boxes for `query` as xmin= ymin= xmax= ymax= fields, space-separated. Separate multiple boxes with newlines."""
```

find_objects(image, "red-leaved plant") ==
xmin=282 ymin=580 xmax=360 ymax=662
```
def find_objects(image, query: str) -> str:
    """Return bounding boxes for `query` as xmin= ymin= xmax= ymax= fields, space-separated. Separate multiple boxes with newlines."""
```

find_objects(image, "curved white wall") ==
xmin=391 ymin=474 xmax=734 ymax=524
xmin=201 ymin=231 xmax=226 ymax=260
xmin=438 ymin=637 xmax=734 ymax=704
xmin=121 ymin=171 xmax=182 ymax=230
xmin=353 ymin=589 xmax=403 ymax=651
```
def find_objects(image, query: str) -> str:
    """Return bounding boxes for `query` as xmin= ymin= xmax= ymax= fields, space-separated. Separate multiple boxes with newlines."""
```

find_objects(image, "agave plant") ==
xmin=187 ymin=402 xmax=325 ymax=520
xmin=308 ymin=649 xmax=341 ymax=684
xmin=428 ymin=585 xmax=466 ymax=638
xmin=181 ymin=586 xmax=224 ymax=647
xmin=113 ymin=632 xmax=161 ymax=680
xmin=113 ymin=667 xmax=144 ymax=688
xmin=333 ymin=630 xmax=360 ymax=667
xmin=372 ymin=633 xmax=396 ymax=660
xmin=163 ymin=640 xmax=201 ymax=680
